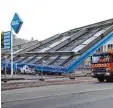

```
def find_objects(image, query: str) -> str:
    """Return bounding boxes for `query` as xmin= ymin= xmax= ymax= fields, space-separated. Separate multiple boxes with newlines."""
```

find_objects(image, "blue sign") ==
xmin=11 ymin=13 xmax=23 ymax=34
xmin=4 ymin=31 xmax=11 ymax=49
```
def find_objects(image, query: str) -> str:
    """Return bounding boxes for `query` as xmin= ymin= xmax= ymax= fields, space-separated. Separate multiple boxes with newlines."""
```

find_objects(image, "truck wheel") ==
xmin=97 ymin=77 xmax=105 ymax=82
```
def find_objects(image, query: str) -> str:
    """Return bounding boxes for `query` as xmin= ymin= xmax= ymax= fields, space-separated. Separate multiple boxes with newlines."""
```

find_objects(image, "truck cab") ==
xmin=91 ymin=51 xmax=113 ymax=82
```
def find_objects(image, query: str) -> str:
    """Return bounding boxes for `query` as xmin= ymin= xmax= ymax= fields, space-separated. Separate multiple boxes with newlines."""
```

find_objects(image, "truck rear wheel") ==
xmin=97 ymin=77 xmax=105 ymax=82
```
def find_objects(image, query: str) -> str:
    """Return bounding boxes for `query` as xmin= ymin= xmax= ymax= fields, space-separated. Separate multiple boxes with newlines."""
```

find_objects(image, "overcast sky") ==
xmin=0 ymin=0 xmax=113 ymax=41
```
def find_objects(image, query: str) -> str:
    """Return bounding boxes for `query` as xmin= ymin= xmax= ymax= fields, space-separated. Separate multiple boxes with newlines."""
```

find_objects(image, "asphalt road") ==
xmin=2 ymin=82 xmax=113 ymax=108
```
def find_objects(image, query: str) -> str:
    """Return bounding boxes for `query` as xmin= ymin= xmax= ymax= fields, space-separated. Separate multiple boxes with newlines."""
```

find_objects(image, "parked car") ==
xmin=20 ymin=65 xmax=36 ymax=75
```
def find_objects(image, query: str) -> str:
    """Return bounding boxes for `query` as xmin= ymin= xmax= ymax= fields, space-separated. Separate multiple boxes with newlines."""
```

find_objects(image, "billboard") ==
xmin=4 ymin=31 xmax=11 ymax=49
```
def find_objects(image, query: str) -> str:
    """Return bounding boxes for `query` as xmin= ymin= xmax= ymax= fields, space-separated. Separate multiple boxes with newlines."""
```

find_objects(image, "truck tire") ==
xmin=97 ymin=77 xmax=105 ymax=82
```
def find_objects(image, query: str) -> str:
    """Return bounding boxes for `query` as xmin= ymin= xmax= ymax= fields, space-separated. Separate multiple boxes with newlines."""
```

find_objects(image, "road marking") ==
xmin=2 ymin=87 xmax=113 ymax=104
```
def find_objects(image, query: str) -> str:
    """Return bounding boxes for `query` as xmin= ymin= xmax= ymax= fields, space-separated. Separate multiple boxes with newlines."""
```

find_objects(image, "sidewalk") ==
xmin=1 ymin=71 xmax=93 ymax=91
xmin=1 ymin=77 xmax=96 ymax=91
xmin=1 ymin=71 xmax=91 ymax=81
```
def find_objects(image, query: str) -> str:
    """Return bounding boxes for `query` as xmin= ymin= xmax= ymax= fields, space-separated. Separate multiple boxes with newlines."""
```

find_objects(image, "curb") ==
xmin=1 ymin=78 xmax=25 ymax=81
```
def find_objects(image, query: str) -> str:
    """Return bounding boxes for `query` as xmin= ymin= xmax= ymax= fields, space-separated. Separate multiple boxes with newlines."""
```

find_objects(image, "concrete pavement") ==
xmin=2 ymin=82 xmax=113 ymax=103
xmin=2 ymin=88 xmax=113 ymax=108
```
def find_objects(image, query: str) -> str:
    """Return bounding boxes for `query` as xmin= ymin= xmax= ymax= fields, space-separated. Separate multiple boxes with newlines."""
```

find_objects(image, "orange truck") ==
xmin=91 ymin=50 xmax=113 ymax=82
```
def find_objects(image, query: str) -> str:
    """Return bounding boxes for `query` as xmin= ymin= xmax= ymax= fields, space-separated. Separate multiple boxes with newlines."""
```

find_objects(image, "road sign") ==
xmin=4 ymin=31 xmax=11 ymax=49
xmin=11 ymin=13 xmax=23 ymax=34
xmin=10 ymin=13 xmax=23 ymax=76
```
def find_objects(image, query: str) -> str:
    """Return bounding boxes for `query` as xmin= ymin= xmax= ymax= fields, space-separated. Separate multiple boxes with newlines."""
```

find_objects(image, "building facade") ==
xmin=76 ymin=39 xmax=113 ymax=71
xmin=98 ymin=39 xmax=113 ymax=52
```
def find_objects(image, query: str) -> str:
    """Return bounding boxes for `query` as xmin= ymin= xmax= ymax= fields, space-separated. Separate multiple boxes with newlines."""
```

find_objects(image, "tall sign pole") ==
xmin=11 ymin=26 xmax=13 ymax=76
xmin=11 ymin=13 xmax=23 ymax=76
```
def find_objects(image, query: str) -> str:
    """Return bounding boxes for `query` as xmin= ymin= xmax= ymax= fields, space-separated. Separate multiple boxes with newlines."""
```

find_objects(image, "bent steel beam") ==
xmin=67 ymin=31 xmax=113 ymax=73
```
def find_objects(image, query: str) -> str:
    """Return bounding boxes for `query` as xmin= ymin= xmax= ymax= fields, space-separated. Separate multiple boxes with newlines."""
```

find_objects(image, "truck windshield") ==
xmin=92 ymin=55 xmax=110 ymax=63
